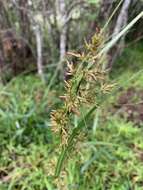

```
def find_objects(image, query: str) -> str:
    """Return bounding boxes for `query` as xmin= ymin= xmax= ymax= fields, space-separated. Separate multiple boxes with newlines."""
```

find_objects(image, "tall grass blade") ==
xmin=102 ymin=0 xmax=124 ymax=33
xmin=99 ymin=11 xmax=143 ymax=57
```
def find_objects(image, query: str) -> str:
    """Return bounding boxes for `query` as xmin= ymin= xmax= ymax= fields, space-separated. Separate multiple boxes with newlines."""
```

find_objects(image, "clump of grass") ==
xmin=0 ymin=75 xmax=61 ymax=146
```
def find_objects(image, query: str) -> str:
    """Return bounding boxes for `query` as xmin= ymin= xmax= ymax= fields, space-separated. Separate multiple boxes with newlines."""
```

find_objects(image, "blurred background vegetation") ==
xmin=0 ymin=0 xmax=143 ymax=189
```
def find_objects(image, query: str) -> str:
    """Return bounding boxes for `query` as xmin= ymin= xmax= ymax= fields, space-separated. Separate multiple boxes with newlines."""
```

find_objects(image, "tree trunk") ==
xmin=18 ymin=0 xmax=30 ymax=38
xmin=56 ymin=0 xmax=67 ymax=63
xmin=34 ymin=25 xmax=44 ymax=81
xmin=108 ymin=0 xmax=131 ymax=69
xmin=112 ymin=0 xmax=132 ymax=37
xmin=60 ymin=25 xmax=67 ymax=62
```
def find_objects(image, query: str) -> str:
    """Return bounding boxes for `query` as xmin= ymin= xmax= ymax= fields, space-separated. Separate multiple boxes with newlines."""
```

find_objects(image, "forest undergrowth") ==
xmin=0 ymin=43 xmax=143 ymax=189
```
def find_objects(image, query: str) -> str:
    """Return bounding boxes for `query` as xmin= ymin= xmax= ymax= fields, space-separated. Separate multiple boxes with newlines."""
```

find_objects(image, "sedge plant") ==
xmin=51 ymin=11 xmax=143 ymax=177
xmin=51 ymin=30 xmax=114 ymax=177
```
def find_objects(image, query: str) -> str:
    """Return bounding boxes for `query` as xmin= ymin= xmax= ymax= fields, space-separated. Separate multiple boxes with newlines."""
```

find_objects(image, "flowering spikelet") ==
xmin=51 ymin=109 xmax=68 ymax=133
xmin=50 ymin=30 xmax=113 ymax=146
xmin=85 ymin=32 xmax=103 ymax=54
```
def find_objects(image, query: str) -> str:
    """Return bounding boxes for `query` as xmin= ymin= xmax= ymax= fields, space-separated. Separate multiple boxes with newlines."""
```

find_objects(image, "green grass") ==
xmin=1 ymin=117 xmax=143 ymax=189
xmin=111 ymin=43 xmax=143 ymax=88
xmin=0 ymin=44 xmax=143 ymax=189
